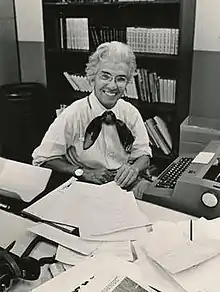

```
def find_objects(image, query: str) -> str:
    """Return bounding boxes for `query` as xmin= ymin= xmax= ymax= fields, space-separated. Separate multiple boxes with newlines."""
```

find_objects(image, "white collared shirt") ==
xmin=32 ymin=92 xmax=152 ymax=170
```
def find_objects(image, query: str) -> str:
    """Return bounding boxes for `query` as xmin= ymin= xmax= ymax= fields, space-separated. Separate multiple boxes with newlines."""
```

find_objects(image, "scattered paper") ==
xmin=29 ymin=223 xmax=101 ymax=255
xmin=0 ymin=157 xmax=52 ymax=202
xmin=56 ymin=241 xmax=134 ymax=265
xmin=80 ymin=225 xmax=151 ymax=242
xmin=192 ymin=151 xmax=215 ymax=164
xmin=76 ymin=182 xmax=150 ymax=235
xmin=173 ymin=254 xmax=220 ymax=292
xmin=25 ymin=181 xmax=150 ymax=236
xmin=140 ymin=220 xmax=220 ymax=274
xmin=133 ymin=241 xmax=187 ymax=292
xmin=32 ymin=254 xmax=158 ymax=292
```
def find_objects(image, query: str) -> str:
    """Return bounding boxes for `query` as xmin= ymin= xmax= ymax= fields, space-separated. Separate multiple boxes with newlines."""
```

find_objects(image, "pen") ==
xmin=149 ymin=285 xmax=162 ymax=292
xmin=190 ymin=219 xmax=193 ymax=241
xmin=22 ymin=213 xmax=79 ymax=236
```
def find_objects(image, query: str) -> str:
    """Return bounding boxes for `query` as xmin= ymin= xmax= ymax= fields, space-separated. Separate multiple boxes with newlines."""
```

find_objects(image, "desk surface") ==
xmin=0 ymin=184 xmax=194 ymax=292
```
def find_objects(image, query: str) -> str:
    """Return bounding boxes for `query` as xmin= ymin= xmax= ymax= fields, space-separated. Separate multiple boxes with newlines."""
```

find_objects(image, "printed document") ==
xmin=139 ymin=220 xmax=220 ymax=273
xmin=25 ymin=181 xmax=150 ymax=236
xmin=0 ymin=157 xmax=51 ymax=202
xmin=170 ymin=217 xmax=220 ymax=292
xmin=32 ymin=254 xmax=160 ymax=292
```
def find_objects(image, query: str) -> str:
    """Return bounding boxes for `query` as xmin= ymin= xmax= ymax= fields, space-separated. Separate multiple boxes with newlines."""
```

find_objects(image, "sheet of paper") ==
xmin=0 ymin=157 xmax=52 ymax=202
xmin=56 ymin=241 xmax=133 ymax=265
xmin=140 ymin=220 xmax=220 ymax=274
xmin=25 ymin=181 xmax=150 ymax=236
xmin=133 ymin=241 xmax=187 ymax=292
xmin=28 ymin=223 xmax=101 ymax=255
xmin=75 ymin=181 xmax=150 ymax=235
xmin=192 ymin=151 xmax=215 ymax=164
xmin=192 ymin=217 xmax=220 ymax=241
xmin=80 ymin=225 xmax=151 ymax=242
xmin=32 ymin=254 xmax=159 ymax=292
xmin=163 ymin=218 xmax=220 ymax=292
xmin=149 ymin=239 xmax=220 ymax=274
xmin=172 ymin=254 xmax=220 ymax=292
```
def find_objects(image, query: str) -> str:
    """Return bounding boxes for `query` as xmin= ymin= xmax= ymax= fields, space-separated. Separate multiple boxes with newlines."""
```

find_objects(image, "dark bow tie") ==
xmin=83 ymin=111 xmax=135 ymax=152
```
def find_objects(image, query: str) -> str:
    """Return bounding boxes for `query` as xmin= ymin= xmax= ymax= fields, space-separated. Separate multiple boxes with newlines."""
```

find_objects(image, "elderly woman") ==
xmin=32 ymin=41 xmax=152 ymax=197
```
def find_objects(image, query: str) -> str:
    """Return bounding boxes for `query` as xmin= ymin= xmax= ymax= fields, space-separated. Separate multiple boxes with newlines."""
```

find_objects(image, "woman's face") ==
xmin=93 ymin=60 xmax=129 ymax=109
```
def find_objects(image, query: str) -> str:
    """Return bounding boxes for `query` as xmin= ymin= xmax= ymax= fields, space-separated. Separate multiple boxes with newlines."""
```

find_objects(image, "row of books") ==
xmin=127 ymin=27 xmax=179 ymax=55
xmin=64 ymin=71 xmax=175 ymax=104
xmin=61 ymin=18 xmax=89 ymax=50
xmin=136 ymin=69 xmax=176 ymax=104
xmin=145 ymin=116 xmax=172 ymax=155
xmin=59 ymin=18 xmax=178 ymax=55
xmin=89 ymin=26 xmax=126 ymax=49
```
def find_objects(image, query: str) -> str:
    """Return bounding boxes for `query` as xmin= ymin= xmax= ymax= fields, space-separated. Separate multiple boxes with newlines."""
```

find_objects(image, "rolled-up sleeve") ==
xmin=128 ymin=108 xmax=152 ymax=160
xmin=32 ymin=110 xmax=73 ymax=166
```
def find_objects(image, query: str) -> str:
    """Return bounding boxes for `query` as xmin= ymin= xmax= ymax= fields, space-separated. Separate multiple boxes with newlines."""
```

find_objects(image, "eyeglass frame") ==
xmin=97 ymin=70 xmax=129 ymax=87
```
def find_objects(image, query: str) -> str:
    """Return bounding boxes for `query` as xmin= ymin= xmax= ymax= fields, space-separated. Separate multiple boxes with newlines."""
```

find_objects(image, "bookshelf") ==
xmin=42 ymin=0 xmax=196 ymax=166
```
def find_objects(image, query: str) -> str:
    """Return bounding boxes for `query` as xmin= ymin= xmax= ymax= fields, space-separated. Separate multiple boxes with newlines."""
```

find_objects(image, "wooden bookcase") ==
xmin=42 ymin=0 xmax=196 ymax=167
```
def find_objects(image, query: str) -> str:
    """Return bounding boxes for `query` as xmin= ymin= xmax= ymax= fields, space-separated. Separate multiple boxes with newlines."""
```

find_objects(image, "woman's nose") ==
xmin=107 ymin=78 xmax=117 ymax=89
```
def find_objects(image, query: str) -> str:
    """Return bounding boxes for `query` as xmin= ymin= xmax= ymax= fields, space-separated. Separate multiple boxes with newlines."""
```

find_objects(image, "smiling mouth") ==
xmin=103 ymin=90 xmax=117 ymax=97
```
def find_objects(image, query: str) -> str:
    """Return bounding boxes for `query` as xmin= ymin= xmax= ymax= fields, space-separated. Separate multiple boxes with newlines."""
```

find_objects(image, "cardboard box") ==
xmin=179 ymin=116 xmax=220 ymax=155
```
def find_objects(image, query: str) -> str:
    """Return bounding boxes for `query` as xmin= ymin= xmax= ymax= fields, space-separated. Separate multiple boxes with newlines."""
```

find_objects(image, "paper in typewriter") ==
xmin=0 ymin=157 xmax=52 ymax=202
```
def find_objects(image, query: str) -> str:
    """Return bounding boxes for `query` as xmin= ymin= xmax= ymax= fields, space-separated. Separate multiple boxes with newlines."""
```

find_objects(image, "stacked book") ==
xmin=64 ymin=72 xmax=138 ymax=99
xmin=135 ymin=69 xmax=176 ymax=104
xmin=127 ymin=27 xmax=179 ymax=55
xmin=64 ymin=71 xmax=175 ymax=103
xmin=63 ymin=72 xmax=92 ymax=92
xmin=145 ymin=116 xmax=172 ymax=155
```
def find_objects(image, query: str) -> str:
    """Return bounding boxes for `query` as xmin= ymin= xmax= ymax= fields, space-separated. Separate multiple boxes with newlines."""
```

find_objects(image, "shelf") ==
xmin=44 ymin=1 xmax=180 ymax=7
xmin=135 ymin=52 xmax=178 ymax=60
xmin=47 ymin=49 xmax=178 ymax=60
xmin=47 ymin=48 xmax=90 ymax=54
xmin=125 ymin=98 xmax=176 ymax=112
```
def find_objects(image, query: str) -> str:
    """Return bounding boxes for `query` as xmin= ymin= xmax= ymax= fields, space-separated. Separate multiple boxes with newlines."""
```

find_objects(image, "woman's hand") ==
xmin=114 ymin=163 xmax=139 ymax=188
xmin=81 ymin=168 xmax=115 ymax=185
xmin=132 ymin=178 xmax=151 ymax=199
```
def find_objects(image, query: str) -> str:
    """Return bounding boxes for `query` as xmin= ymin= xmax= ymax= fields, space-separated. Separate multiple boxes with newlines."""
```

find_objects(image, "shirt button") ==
xmin=108 ymin=152 xmax=114 ymax=157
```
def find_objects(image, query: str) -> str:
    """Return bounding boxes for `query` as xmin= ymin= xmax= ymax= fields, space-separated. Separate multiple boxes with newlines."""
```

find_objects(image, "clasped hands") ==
xmin=81 ymin=163 xmax=150 ymax=199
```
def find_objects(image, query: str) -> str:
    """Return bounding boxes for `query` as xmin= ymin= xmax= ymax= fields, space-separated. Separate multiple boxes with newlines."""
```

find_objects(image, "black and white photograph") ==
xmin=1 ymin=0 xmax=219 ymax=291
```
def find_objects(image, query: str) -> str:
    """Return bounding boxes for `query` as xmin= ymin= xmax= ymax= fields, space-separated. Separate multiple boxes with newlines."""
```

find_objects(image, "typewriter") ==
xmin=143 ymin=140 xmax=220 ymax=219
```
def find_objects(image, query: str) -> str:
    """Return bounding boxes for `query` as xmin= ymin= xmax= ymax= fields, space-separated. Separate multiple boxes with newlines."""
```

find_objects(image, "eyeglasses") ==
xmin=97 ymin=71 xmax=128 ymax=87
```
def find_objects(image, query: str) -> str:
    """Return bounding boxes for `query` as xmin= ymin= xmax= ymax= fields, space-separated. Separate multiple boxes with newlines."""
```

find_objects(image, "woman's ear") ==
xmin=89 ymin=78 xmax=95 ymax=90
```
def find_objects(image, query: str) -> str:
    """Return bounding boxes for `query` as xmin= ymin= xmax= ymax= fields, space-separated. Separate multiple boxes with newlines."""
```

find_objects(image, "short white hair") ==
xmin=85 ymin=41 xmax=137 ymax=83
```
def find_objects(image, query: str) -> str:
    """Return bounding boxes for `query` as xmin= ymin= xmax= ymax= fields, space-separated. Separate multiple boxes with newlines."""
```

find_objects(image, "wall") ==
xmin=14 ymin=0 xmax=46 ymax=84
xmin=0 ymin=0 xmax=20 ymax=86
xmin=189 ymin=0 xmax=220 ymax=119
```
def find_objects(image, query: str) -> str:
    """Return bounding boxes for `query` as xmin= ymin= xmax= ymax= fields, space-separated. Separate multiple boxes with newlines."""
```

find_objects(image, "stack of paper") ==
xmin=25 ymin=181 xmax=151 ymax=264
